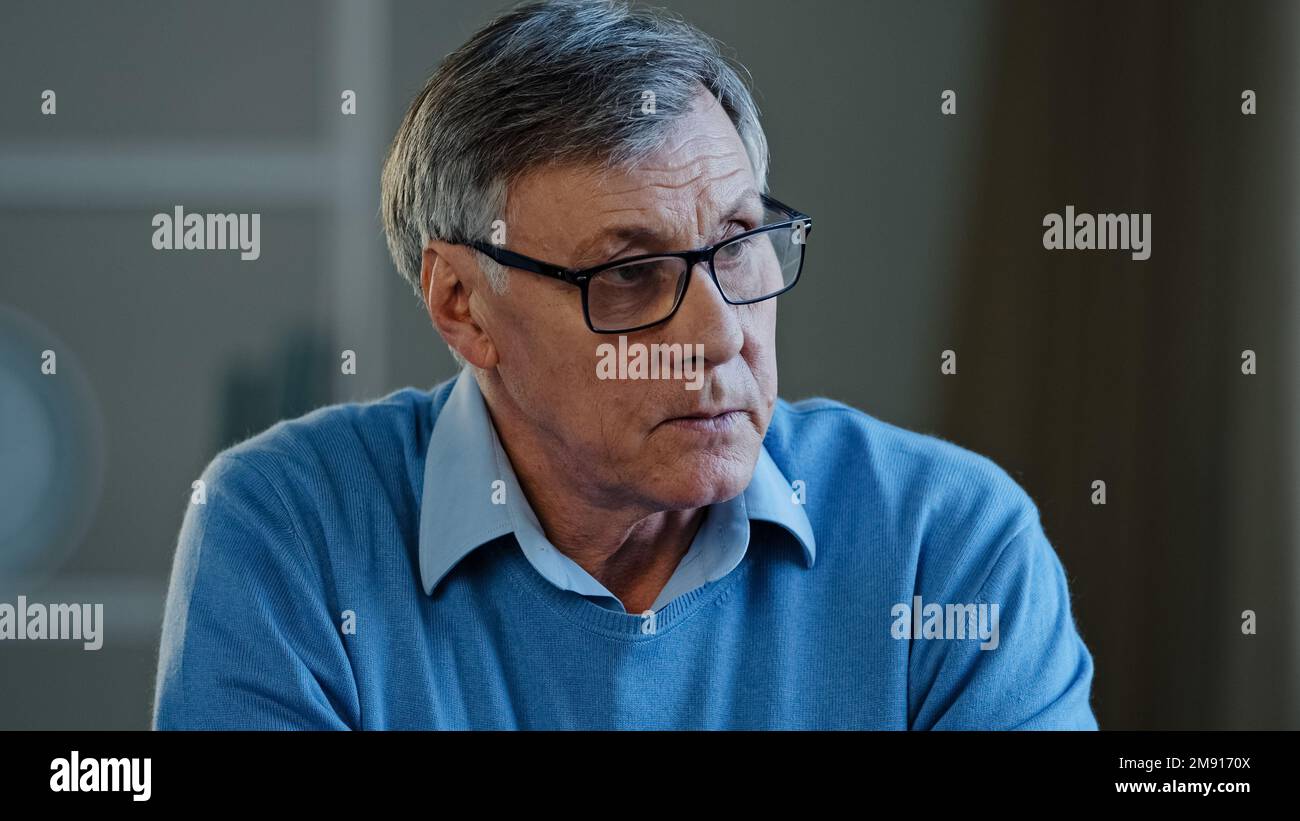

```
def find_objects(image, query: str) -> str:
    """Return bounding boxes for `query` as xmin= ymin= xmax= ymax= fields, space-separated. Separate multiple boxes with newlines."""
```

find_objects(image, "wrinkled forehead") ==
xmin=503 ymin=97 xmax=760 ymax=263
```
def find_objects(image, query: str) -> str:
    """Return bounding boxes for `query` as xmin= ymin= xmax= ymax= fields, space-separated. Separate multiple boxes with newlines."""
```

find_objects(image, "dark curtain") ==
xmin=941 ymin=0 xmax=1298 ymax=729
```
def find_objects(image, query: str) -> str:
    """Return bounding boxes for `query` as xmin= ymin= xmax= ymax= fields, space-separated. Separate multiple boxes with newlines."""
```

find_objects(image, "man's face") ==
xmin=474 ymin=88 xmax=778 ymax=512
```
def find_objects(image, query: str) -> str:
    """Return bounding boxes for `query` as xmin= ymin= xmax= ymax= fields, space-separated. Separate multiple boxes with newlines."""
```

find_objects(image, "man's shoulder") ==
xmin=197 ymin=379 xmax=449 ymax=514
xmin=212 ymin=383 xmax=449 ymax=490
xmin=156 ymin=386 xmax=457 ymax=731
xmin=770 ymin=396 xmax=1033 ymax=494
xmin=766 ymin=396 xmax=1039 ymax=543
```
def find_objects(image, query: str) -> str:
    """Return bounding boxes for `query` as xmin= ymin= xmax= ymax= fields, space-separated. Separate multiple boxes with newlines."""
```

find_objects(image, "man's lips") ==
xmin=657 ymin=408 xmax=749 ymax=434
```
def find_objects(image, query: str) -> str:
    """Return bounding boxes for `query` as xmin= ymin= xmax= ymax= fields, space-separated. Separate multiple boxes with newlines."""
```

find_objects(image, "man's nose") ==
xmin=669 ymin=262 xmax=744 ymax=364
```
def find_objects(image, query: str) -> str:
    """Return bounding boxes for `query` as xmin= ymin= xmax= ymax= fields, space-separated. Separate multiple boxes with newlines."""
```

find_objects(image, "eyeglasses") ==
xmin=464 ymin=193 xmax=812 ymax=333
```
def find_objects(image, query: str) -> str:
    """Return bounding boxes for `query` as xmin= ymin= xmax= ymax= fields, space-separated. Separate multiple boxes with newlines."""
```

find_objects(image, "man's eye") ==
xmin=718 ymin=235 xmax=754 ymax=261
xmin=608 ymin=263 xmax=655 ymax=284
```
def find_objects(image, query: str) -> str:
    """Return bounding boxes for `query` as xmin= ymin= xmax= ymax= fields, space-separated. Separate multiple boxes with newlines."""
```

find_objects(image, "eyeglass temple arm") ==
xmin=760 ymin=193 xmax=810 ymax=221
xmin=467 ymin=241 xmax=575 ymax=282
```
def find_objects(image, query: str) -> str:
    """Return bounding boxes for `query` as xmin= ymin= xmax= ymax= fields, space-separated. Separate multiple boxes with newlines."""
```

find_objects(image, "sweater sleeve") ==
xmin=152 ymin=452 xmax=358 ymax=729
xmin=909 ymin=516 xmax=1099 ymax=730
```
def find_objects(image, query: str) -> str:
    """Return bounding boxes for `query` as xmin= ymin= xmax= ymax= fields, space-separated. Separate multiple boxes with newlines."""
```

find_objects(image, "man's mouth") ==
xmin=658 ymin=409 xmax=748 ymax=434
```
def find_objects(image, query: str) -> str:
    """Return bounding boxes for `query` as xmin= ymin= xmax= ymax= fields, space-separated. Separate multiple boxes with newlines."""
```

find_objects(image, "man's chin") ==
xmin=639 ymin=448 xmax=759 ymax=510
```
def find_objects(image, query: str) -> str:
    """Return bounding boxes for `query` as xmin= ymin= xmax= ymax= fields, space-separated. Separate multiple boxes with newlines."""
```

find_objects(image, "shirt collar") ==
xmin=418 ymin=366 xmax=815 ymax=596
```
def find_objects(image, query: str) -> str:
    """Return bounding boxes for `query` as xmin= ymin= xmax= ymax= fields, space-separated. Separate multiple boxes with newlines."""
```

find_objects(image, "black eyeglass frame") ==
xmin=464 ymin=193 xmax=812 ymax=334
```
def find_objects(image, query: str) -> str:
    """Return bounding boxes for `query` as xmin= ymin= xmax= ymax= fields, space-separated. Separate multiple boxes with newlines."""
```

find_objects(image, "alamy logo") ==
xmin=891 ymin=595 xmax=1000 ymax=650
xmin=151 ymin=205 xmax=261 ymax=260
xmin=50 ymin=751 xmax=151 ymax=802
xmin=0 ymin=596 xmax=102 ymax=650
xmin=596 ymin=335 xmax=704 ymax=390
xmin=1042 ymin=205 xmax=1151 ymax=260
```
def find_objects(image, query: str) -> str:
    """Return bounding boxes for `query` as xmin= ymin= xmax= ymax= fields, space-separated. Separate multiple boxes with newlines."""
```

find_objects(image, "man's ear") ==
xmin=420 ymin=241 xmax=499 ymax=369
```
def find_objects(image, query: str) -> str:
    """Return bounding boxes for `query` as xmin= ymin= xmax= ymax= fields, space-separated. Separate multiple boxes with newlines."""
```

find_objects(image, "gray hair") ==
xmin=380 ymin=0 xmax=770 ymax=360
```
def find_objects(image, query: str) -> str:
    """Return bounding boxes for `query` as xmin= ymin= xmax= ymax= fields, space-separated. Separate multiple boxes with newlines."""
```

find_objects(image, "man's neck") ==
xmin=479 ymin=376 xmax=705 ymax=613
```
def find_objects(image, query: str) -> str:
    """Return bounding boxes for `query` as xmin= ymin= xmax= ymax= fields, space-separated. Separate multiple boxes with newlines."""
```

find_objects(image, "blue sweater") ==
xmin=152 ymin=377 xmax=1098 ymax=729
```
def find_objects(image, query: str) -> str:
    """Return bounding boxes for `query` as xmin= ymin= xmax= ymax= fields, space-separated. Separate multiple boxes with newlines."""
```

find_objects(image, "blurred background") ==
xmin=0 ymin=0 xmax=1294 ymax=729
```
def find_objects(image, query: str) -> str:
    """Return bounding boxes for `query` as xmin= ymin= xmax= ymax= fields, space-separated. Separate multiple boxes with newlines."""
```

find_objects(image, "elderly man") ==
xmin=153 ymin=0 xmax=1097 ymax=729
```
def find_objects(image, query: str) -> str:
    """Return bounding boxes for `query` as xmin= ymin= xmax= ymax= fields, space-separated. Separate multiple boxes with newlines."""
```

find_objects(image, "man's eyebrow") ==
xmin=572 ymin=188 xmax=764 ymax=266
xmin=721 ymin=187 xmax=764 ymax=221
xmin=568 ymin=225 xmax=665 ymax=269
